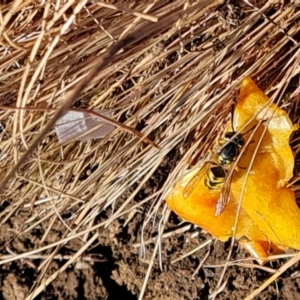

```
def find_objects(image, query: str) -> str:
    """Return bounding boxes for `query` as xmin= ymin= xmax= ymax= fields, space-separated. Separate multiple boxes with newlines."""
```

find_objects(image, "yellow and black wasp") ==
xmin=183 ymin=106 xmax=256 ymax=216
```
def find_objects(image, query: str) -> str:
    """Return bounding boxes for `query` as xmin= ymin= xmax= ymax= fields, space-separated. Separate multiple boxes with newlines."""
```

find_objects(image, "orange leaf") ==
xmin=166 ymin=77 xmax=299 ymax=260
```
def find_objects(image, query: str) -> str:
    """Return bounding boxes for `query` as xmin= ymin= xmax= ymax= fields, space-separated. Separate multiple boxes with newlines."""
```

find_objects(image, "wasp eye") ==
xmin=238 ymin=136 xmax=245 ymax=147
xmin=224 ymin=132 xmax=235 ymax=140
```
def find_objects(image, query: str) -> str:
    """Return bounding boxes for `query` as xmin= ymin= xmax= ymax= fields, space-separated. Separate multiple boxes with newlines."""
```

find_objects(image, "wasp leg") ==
xmin=235 ymin=166 xmax=244 ymax=171
xmin=258 ymin=145 xmax=273 ymax=154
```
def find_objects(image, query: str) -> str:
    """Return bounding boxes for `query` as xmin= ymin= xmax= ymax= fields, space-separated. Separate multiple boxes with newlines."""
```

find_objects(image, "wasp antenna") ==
xmin=241 ymin=124 xmax=257 ymax=136
xmin=241 ymin=119 xmax=268 ymax=136
xmin=230 ymin=104 xmax=235 ymax=132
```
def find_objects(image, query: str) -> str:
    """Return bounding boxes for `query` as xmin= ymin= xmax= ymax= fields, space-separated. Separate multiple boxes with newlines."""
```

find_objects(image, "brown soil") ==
xmin=1 ymin=193 xmax=300 ymax=300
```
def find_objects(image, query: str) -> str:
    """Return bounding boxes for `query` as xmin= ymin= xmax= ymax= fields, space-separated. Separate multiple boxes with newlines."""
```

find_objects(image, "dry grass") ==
xmin=1 ymin=0 xmax=300 ymax=299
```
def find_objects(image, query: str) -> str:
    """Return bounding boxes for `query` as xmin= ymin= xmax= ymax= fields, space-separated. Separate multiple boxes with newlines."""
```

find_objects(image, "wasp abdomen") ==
xmin=204 ymin=166 xmax=226 ymax=191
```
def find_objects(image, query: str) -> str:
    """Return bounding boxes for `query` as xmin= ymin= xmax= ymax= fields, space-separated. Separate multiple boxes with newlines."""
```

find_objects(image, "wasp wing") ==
xmin=214 ymin=168 xmax=233 ymax=216
xmin=183 ymin=164 xmax=209 ymax=198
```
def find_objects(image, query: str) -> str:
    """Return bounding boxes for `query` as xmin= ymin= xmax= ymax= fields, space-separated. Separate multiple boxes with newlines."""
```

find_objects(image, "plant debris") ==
xmin=1 ymin=1 xmax=300 ymax=300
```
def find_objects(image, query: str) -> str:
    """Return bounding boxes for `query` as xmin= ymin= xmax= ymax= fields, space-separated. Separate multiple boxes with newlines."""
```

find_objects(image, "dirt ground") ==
xmin=1 ymin=173 xmax=300 ymax=300
xmin=2 ymin=118 xmax=300 ymax=300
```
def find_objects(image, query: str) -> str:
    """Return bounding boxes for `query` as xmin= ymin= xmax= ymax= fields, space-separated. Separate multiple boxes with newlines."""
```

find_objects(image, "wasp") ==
xmin=183 ymin=106 xmax=256 ymax=216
